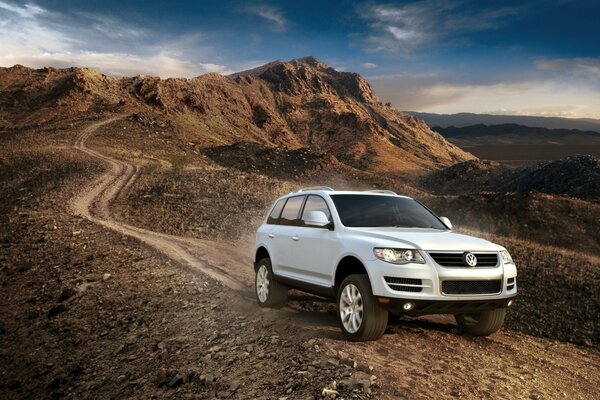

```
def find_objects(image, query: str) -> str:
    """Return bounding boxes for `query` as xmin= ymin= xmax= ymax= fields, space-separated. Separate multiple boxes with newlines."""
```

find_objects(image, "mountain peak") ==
xmin=230 ymin=56 xmax=324 ymax=78
xmin=290 ymin=56 xmax=323 ymax=67
xmin=232 ymin=56 xmax=378 ymax=104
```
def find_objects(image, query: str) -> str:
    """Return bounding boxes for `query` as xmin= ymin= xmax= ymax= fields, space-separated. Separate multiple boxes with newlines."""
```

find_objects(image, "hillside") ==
xmin=0 ymin=58 xmax=474 ymax=174
xmin=420 ymin=154 xmax=600 ymax=202
xmin=410 ymin=111 xmax=600 ymax=131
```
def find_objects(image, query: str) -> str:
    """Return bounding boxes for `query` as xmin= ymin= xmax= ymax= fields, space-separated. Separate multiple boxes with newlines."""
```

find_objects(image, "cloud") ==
xmin=361 ymin=62 xmax=377 ymax=69
xmin=369 ymin=74 xmax=600 ymax=118
xmin=1 ymin=52 xmax=220 ymax=77
xmin=73 ymin=11 xmax=147 ymax=40
xmin=357 ymin=0 xmax=520 ymax=54
xmin=247 ymin=4 xmax=287 ymax=32
xmin=0 ymin=1 xmax=228 ymax=77
xmin=536 ymin=57 xmax=600 ymax=80
xmin=0 ymin=0 xmax=45 ymax=18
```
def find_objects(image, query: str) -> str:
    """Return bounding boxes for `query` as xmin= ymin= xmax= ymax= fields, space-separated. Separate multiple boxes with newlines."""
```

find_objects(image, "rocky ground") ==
xmin=1 ymin=114 xmax=599 ymax=400
xmin=0 ymin=122 xmax=381 ymax=399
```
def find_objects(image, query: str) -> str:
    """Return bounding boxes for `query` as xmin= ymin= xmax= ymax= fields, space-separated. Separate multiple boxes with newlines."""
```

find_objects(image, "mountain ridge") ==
xmin=432 ymin=123 xmax=600 ymax=146
xmin=0 ymin=57 xmax=474 ymax=174
xmin=410 ymin=111 xmax=600 ymax=132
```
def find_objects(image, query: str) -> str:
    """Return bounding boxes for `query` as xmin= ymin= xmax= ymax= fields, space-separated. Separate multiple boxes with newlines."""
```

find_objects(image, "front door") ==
xmin=290 ymin=195 xmax=339 ymax=287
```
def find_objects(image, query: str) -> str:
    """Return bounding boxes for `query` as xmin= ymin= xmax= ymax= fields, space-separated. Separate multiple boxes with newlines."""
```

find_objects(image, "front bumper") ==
xmin=379 ymin=296 xmax=516 ymax=316
xmin=367 ymin=256 xmax=517 ymax=313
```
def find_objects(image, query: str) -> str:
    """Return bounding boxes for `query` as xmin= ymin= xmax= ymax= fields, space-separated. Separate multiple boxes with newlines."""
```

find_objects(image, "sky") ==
xmin=1 ymin=0 xmax=599 ymax=118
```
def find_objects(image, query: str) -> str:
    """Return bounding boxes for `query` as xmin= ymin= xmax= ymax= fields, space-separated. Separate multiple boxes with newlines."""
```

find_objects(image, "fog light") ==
xmin=508 ymin=300 xmax=514 ymax=307
xmin=403 ymin=302 xmax=414 ymax=311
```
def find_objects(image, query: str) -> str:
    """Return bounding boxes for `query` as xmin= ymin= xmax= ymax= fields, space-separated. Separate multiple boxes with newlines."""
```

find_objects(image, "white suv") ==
xmin=254 ymin=187 xmax=517 ymax=341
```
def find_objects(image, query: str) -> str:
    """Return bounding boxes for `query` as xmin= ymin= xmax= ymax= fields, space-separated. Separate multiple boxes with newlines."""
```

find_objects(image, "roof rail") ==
xmin=295 ymin=186 xmax=335 ymax=192
xmin=364 ymin=190 xmax=397 ymax=195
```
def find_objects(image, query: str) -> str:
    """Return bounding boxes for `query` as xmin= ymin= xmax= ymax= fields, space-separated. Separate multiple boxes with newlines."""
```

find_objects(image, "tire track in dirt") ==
xmin=71 ymin=116 xmax=252 ymax=293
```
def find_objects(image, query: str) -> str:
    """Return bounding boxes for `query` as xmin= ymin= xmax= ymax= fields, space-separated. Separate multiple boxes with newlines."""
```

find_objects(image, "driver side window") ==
xmin=301 ymin=195 xmax=331 ymax=224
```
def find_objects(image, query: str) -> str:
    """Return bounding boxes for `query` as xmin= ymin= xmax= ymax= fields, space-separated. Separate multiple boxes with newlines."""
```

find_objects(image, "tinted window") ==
xmin=330 ymin=195 xmax=446 ymax=229
xmin=301 ymin=195 xmax=331 ymax=223
xmin=266 ymin=198 xmax=286 ymax=225
xmin=279 ymin=196 xmax=305 ymax=225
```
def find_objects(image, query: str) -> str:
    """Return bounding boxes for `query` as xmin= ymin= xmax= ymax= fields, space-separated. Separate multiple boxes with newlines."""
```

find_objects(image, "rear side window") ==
xmin=301 ymin=195 xmax=331 ymax=223
xmin=266 ymin=198 xmax=286 ymax=225
xmin=279 ymin=196 xmax=305 ymax=226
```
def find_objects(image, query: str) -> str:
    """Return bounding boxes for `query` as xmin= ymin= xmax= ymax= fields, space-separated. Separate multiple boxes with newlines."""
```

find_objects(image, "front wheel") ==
xmin=337 ymin=274 xmax=388 ymax=341
xmin=255 ymin=258 xmax=287 ymax=308
xmin=455 ymin=308 xmax=506 ymax=336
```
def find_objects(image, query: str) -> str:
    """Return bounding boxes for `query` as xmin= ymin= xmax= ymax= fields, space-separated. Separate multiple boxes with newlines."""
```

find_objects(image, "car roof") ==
xmin=282 ymin=188 xmax=413 ymax=200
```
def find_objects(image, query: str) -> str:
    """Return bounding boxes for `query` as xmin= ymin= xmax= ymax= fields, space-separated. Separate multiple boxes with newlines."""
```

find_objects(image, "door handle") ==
xmin=292 ymin=236 xmax=300 ymax=241
xmin=268 ymin=233 xmax=275 ymax=238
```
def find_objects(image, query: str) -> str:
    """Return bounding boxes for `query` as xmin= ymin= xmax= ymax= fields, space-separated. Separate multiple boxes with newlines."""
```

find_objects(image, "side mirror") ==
xmin=440 ymin=216 xmax=452 ymax=230
xmin=304 ymin=211 xmax=330 ymax=227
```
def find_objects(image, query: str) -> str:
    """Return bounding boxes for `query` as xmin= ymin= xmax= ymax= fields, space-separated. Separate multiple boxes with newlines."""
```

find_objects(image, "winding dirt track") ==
xmin=71 ymin=116 xmax=253 ymax=293
xmin=70 ymin=117 xmax=600 ymax=399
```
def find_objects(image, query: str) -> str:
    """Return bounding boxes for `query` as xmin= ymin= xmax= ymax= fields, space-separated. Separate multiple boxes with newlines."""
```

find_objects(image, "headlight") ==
xmin=374 ymin=248 xmax=425 ymax=264
xmin=500 ymin=250 xmax=514 ymax=265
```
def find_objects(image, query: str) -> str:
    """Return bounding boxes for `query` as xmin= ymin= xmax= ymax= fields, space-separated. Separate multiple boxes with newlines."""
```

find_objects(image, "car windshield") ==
xmin=330 ymin=194 xmax=447 ymax=229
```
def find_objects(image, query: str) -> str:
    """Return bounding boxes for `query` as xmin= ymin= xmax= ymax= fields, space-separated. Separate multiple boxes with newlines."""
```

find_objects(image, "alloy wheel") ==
xmin=339 ymin=283 xmax=364 ymax=333
xmin=256 ymin=264 xmax=270 ymax=303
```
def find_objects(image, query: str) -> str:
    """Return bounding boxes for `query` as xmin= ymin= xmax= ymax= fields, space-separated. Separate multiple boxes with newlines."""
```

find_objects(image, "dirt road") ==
xmin=70 ymin=116 xmax=600 ymax=399
xmin=72 ymin=116 xmax=253 ymax=294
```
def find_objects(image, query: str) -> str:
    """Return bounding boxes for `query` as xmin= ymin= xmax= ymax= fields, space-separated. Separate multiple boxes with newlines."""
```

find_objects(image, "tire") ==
xmin=337 ymin=274 xmax=388 ymax=341
xmin=255 ymin=258 xmax=287 ymax=308
xmin=455 ymin=308 xmax=506 ymax=336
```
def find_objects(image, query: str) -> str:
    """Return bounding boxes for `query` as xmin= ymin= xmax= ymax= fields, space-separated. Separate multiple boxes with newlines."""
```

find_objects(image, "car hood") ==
xmin=349 ymin=228 xmax=499 ymax=252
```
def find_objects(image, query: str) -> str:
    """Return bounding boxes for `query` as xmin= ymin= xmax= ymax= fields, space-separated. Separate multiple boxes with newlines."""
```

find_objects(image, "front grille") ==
xmin=385 ymin=277 xmax=423 ymax=293
xmin=442 ymin=280 xmax=502 ymax=295
xmin=429 ymin=252 xmax=498 ymax=267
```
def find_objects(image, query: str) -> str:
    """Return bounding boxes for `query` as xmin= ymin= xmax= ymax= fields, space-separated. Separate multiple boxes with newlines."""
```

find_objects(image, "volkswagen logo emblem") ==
xmin=463 ymin=252 xmax=478 ymax=267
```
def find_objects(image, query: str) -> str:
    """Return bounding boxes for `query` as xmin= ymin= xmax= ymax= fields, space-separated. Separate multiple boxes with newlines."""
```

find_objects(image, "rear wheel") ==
xmin=455 ymin=308 xmax=506 ymax=336
xmin=337 ymin=274 xmax=388 ymax=341
xmin=255 ymin=258 xmax=287 ymax=308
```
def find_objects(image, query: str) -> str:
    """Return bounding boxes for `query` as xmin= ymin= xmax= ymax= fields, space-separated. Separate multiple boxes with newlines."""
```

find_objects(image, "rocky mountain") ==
xmin=432 ymin=123 xmax=600 ymax=146
xmin=0 ymin=57 xmax=473 ymax=174
xmin=411 ymin=111 xmax=600 ymax=132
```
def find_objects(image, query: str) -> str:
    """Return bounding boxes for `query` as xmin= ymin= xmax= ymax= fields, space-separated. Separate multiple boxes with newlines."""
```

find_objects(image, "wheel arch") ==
xmin=334 ymin=255 xmax=371 ymax=291
xmin=254 ymin=246 xmax=270 ymax=270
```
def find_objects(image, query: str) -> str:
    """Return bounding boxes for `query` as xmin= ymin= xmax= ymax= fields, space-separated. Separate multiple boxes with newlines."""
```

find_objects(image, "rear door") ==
xmin=270 ymin=195 xmax=305 ymax=276
xmin=259 ymin=197 xmax=286 ymax=264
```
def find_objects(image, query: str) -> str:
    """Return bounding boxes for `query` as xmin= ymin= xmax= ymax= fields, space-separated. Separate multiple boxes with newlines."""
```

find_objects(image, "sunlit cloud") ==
xmin=369 ymin=74 xmax=600 ymax=118
xmin=0 ymin=1 xmax=228 ymax=77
